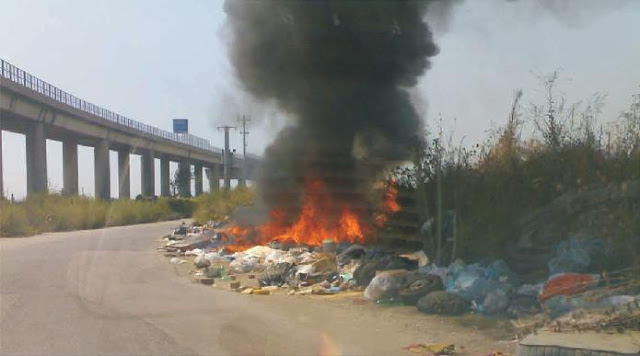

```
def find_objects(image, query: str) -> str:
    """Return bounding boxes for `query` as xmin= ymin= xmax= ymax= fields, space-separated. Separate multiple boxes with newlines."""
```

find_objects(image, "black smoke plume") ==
xmin=224 ymin=0 xmax=449 ymax=222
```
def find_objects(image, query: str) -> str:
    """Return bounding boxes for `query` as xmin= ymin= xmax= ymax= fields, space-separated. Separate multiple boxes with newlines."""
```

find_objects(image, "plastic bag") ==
xmin=445 ymin=261 xmax=485 ymax=295
xmin=548 ymin=235 xmax=605 ymax=276
xmin=364 ymin=271 xmax=407 ymax=302
xmin=516 ymin=283 xmax=544 ymax=297
xmin=230 ymin=255 xmax=261 ymax=273
xmin=185 ymin=248 xmax=203 ymax=256
xmin=194 ymin=254 xmax=211 ymax=268
xmin=204 ymin=252 xmax=224 ymax=263
xmin=242 ymin=245 xmax=278 ymax=259
xmin=264 ymin=249 xmax=287 ymax=264
xmin=485 ymin=260 xmax=513 ymax=282
xmin=418 ymin=264 xmax=447 ymax=281
xmin=445 ymin=260 xmax=513 ymax=314
xmin=479 ymin=288 xmax=510 ymax=314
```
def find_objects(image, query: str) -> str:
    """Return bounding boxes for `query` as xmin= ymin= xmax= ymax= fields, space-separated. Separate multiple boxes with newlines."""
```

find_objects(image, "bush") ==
xmin=191 ymin=187 xmax=255 ymax=223
xmin=0 ymin=194 xmax=188 ymax=237
xmin=0 ymin=189 xmax=254 ymax=237
xmin=393 ymin=82 xmax=640 ymax=266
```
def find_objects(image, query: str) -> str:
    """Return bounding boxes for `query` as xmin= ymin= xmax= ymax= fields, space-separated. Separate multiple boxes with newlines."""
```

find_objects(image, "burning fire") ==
xmin=220 ymin=179 xmax=400 ymax=251
xmin=375 ymin=178 xmax=400 ymax=226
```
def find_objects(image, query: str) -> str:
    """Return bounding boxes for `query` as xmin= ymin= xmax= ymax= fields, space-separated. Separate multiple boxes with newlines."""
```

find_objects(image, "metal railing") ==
xmin=1 ymin=59 xmax=226 ymax=155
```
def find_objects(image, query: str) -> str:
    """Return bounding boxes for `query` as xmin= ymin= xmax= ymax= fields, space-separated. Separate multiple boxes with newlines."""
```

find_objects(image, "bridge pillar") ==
xmin=207 ymin=165 xmax=220 ymax=192
xmin=160 ymin=157 xmax=170 ymax=197
xmin=141 ymin=150 xmax=155 ymax=197
xmin=194 ymin=164 xmax=203 ymax=196
xmin=0 ymin=128 xmax=3 ymax=199
xmin=117 ymin=149 xmax=130 ymax=199
xmin=62 ymin=139 xmax=78 ymax=195
xmin=26 ymin=121 xmax=48 ymax=195
xmin=94 ymin=139 xmax=110 ymax=200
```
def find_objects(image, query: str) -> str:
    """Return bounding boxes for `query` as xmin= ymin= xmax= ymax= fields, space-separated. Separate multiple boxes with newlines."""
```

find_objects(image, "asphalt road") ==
xmin=0 ymin=221 xmax=511 ymax=356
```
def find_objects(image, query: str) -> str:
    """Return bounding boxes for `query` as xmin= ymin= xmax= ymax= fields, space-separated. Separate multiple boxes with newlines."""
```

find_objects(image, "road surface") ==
xmin=0 ymin=221 xmax=513 ymax=355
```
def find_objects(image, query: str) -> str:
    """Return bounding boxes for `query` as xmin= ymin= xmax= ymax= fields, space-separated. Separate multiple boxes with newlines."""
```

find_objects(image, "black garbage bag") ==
xmin=354 ymin=255 xmax=418 ymax=286
xmin=337 ymin=245 xmax=366 ymax=266
xmin=398 ymin=273 xmax=443 ymax=305
xmin=416 ymin=291 xmax=471 ymax=315
xmin=259 ymin=263 xmax=294 ymax=287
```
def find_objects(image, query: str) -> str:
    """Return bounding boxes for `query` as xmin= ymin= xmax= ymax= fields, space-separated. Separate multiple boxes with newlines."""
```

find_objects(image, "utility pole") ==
xmin=237 ymin=115 xmax=251 ymax=188
xmin=435 ymin=138 xmax=443 ymax=266
xmin=217 ymin=125 xmax=236 ymax=190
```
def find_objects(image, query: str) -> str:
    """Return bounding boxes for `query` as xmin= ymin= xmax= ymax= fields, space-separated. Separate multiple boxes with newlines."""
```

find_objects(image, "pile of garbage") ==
xmin=159 ymin=221 xmax=640 ymax=333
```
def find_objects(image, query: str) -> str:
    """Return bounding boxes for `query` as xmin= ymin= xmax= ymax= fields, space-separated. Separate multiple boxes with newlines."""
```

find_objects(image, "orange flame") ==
xmin=383 ymin=178 xmax=400 ymax=213
xmin=256 ymin=180 xmax=371 ymax=246
xmin=375 ymin=178 xmax=400 ymax=227
xmin=221 ymin=178 xmax=401 ymax=251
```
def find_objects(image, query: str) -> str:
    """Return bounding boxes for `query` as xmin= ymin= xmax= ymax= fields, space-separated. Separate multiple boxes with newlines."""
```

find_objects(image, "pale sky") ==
xmin=1 ymin=0 xmax=639 ymax=199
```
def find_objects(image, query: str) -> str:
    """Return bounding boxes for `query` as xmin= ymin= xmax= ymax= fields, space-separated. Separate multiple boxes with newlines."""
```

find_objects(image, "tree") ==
xmin=533 ymin=70 xmax=566 ymax=149
xmin=174 ymin=162 xmax=192 ymax=197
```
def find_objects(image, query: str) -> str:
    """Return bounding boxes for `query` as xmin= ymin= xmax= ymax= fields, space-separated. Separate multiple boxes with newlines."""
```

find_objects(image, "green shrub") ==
xmin=192 ymin=187 xmax=255 ymax=223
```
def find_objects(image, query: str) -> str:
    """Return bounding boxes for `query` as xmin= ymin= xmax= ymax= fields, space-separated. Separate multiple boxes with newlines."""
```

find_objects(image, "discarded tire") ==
xmin=416 ymin=291 xmax=471 ymax=315
xmin=399 ymin=274 xmax=443 ymax=305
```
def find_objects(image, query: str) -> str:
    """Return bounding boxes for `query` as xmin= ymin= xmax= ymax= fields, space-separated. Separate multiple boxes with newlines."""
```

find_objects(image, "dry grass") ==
xmin=0 ymin=194 xmax=191 ymax=237
xmin=396 ymin=82 xmax=640 ymax=267
xmin=191 ymin=187 xmax=255 ymax=223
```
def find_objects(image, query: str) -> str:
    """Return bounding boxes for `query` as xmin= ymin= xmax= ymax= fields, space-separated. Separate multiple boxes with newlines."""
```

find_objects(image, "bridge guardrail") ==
xmin=1 ymin=59 xmax=231 ymax=156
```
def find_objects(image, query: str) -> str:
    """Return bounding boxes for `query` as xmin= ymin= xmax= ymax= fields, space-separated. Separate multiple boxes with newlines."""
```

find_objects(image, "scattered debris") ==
xmin=259 ymin=263 xmax=294 ymax=287
xmin=539 ymin=273 xmax=600 ymax=303
xmin=194 ymin=254 xmax=212 ymax=268
xmin=159 ymin=220 xmax=640 ymax=345
xmin=401 ymin=343 xmax=455 ymax=355
xmin=205 ymin=266 xmax=224 ymax=278
xmin=398 ymin=250 xmax=429 ymax=267
xmin=169 ymin=257 xmax=185 ymax=265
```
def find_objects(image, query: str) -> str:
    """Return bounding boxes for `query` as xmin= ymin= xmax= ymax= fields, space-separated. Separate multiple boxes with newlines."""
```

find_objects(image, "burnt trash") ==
xmin=173 ymin=223 xmax=188 ymax=235
xmin=417 ymin=291 xmax=471 ymax=315
xmin=288 ymin=270 xmax=337 ymax=288
xmin=337 ymin=244 xmax=366 ymax=266
xmin=167 ymin=234 xmax=216 ymax=252
xmin=259 ymin=262 xmax=295 ymax=287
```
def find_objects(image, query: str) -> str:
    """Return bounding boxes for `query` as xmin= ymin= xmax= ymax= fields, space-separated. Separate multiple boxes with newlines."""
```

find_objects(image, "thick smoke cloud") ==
xmin=224 ymin=1 xmax=450 ymax=220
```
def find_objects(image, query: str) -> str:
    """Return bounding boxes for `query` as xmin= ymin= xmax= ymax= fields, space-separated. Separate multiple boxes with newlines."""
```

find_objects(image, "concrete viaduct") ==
xmin=0 ymin=59 xmax=260 ymax=199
